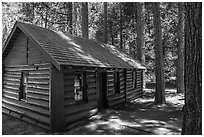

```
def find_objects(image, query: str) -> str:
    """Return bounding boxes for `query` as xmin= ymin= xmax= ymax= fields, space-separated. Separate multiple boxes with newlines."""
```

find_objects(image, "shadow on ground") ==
xmin=66 ymin=90 xmax=184 ymax=135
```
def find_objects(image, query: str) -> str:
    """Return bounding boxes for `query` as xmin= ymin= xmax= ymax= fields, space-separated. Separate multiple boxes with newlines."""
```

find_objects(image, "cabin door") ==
xmin=97 ymin=71 xmax=107 ymax=110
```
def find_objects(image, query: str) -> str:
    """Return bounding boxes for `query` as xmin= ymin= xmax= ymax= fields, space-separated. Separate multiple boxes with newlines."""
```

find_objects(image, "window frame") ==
xmin=73 ymin=71 xmax=88 ymax=103
xmin=19 ymin=71 xmax=28 ymax=101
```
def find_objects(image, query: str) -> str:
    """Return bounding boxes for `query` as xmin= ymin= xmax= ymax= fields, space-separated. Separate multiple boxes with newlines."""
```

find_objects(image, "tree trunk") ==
xmin=176 ymin=2 xmax=184 ymax=93
xmin=136 ymin=2 xmax=146 ymax=89
xmin=136 ymin=2 xmax=145 ymax=63
xmin=104 ymin=2 xmax=107 ymax=44
xmin=153 ymin=2 xmax=165 ymax=104
xmin=44 ymin=8 xmax=48 ymax=29
xmin=110 ymin=21 xmax=114 ymax=45
xmin=119 ymin=3 xmax=123 ymax=49
xmin=82 ymin=2 xmax=88 ymax=39
xmin=181 ymin=2 xmax=202 ymax=135
xmin=67 ymin=2 xmax=72 ymax=34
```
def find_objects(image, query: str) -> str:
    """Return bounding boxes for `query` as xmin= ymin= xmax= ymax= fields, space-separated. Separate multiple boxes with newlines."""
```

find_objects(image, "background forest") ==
xmin=2 ymin=2 xmax=181 ymax=85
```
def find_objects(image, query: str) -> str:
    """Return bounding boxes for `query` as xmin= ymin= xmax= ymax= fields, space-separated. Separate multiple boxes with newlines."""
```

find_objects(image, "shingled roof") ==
xmin=3 ymin=21 xmax=145 ymax=70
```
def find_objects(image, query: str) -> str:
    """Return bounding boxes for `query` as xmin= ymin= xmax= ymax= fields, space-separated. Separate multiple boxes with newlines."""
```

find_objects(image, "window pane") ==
xmin=74 ymin=73 xmax=83 ymax=101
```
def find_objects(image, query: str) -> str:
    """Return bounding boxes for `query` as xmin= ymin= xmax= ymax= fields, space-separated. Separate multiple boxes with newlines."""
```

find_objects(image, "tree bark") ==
xmin=136 ymin=2 xmax=145 ymax=63
xmin=136 ymin=2 xmax=146 ymax=89
xmin=110 ymin=21 xmax=114 ymax=45
xmin=119 ymin=3 xmax=123 ymax=49
xmin=67 ymin=2 xmax=72 ymax=34
xmin=153 ymin=3 xmax=165 ymax=104
xmin=181 ymin=2 xmax=202 ymax=135
xmin=82 ymin=2 xmax=88 ymax=39
xmin=176 ymin=2 xmax=184 ymax=93
xmin=104 ymin=2 xmax=108 ymax=44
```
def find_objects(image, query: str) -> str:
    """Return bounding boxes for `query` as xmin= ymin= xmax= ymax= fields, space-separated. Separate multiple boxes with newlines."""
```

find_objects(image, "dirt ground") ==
xmin=2 ymin=88 xmax=184 ymax=135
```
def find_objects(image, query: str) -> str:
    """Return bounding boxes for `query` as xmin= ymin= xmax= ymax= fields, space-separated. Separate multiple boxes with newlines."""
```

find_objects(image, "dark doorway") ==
xmin=97 ymin=71 xmax=108 ymax=110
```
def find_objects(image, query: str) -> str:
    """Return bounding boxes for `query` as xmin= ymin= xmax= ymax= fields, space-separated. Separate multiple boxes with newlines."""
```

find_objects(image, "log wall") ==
xmin=126 ymin=69 xmax=143 ymax=101
xmin=3 ymin=31 xmax=51 ymax=130
xmin=2 ymin=63 xmax=51 ymax=130
xmin=107 ymin=70 xmax=126 ymax=107
xmin=63 ymin=69 xmax=98 ymax=129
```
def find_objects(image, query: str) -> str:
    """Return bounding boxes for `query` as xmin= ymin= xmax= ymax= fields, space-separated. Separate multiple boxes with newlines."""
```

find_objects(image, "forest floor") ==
xmin=2 ymin=88 xmax=184 ymax=135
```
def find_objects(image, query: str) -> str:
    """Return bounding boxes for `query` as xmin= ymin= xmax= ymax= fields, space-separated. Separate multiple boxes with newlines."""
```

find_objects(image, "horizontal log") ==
xmin=3 ymin=88 xmax=19 ymax=95
xmin=64 ymin=97 xmax=76 ymax=107
xmin=5 ymin=71 xmax=21 ymax=75
xmin=63 ymin=69 xmax=75 ymax=74
xmin=86 ymin=74 xmax=95 ymax=79
xmin=108 ymin=90 xmax=115 ymax=96
xmin=3 ymin=92 xmax=19 ymax=100
xmin=119 ymin=73 xmax=124 ymax=77
xmin=108 ymin=98 xmax=125 ymax=108
xmin=27 ymin=98 xmax=49 ymax=108
xmin=120 ymin=81 xmax=125 ymax=86
xmin=107 ymin=70 xmax=113 ymax=74
xmin=64 ymin=81 xmax=74 ymax=87
xmin=107 ymin=78 xmax=114 ymax=83
xmin=64 ymin=92 xmax=75 ymax=99
xmin=108 ymin=93 xmax=125 ymax=102
xmin=120 ymin=77 xmax=124 ymax=81
xmin=4 ymin=73 xmax=21 ymax=78
xmin=126 ymin=76 xmax=133 ymax=80
xmin=64 ymin=86 xmax=74 ymax=92
xmin=5 ymin=63 xmax=50 ymax=69
xmin=87 ymin=78 xmax=96 ymax=83
xmin=65 ymin=108 xmax=98 ymax=126
xmin=28 ymin=74 xmax=49 ymax=79
xmin=64 ymin=75 xmax=75 ymax=81
xmin=29 ymin=70 xmax=50 ymax=75
xmin=3 ymin=80 xmax=20 ymax=86
xmin=127 ymin=88 xmax=142 ymax=96
xmin=136 ymin=80 xmax=142 ymax=84
xmin=4 ymin=84 xmax=19 ymax=90
xmin=27 ymin=87 xmax=49 ymax=95
xmin=88 ymin=93 xmax=97 ymax=101
xmin=107 ymin=75 xmax=114 ymax=79
xmin=120 ymin=89 xmax=125 ymax=93
xmin=28 ymin=79 xmax=49 ymax=85
xmin=87 ymin=81 xmax=96 ymax=86
xmin=126 ymin=84 xmax=133 ymax=89
xmin=107 ymin=83 xmax=114 ymax=88
xmin=88 ymin=83 xmax=96 ymax=89
xmin=3 ymin=88 xmax=19 ymax=94
xmin=107 ymin=87 xmax=115 ymax=92
xmin=4 ymin=67 xmax=35 ymax=72
xmin=2 ymin=102 xmax=50 ymax=125
xmin=127 ymin=92 xmax=142 ymax=101
xmin=22 ymin=116 xmax=50 ymax=131
xmin=27 ymin=83 xmax=49 ymax=90
xmin=120 ymin=85 xmax=125 ymax=90
xmin=4 ymin=76 xmax=20 ymax=82
xmin=27 ymin=92 xmax=49 ymax=101
xmin=87 ymin=88 xmax=96 ymax=94
xmin=2 ymin=97 xmax=49 ymax=116
xmin=65 ymin=101 xmax=97 ymax=116
xmin=2 ymin=107 xmax=24 ymax=121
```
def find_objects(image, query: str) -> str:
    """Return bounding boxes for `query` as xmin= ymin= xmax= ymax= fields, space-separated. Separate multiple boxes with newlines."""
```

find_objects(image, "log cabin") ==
xmin=2 ymin=21 xmax=146 ymax=132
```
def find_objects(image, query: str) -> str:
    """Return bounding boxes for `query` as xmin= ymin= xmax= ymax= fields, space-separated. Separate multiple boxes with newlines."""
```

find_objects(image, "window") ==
xmin=74 ymin=72 xmax=87 ymax=101
xmin=114 ymin=71 xmax=120 ymax=94
xmin=19 ymin=71 xmax=28 ymax=101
